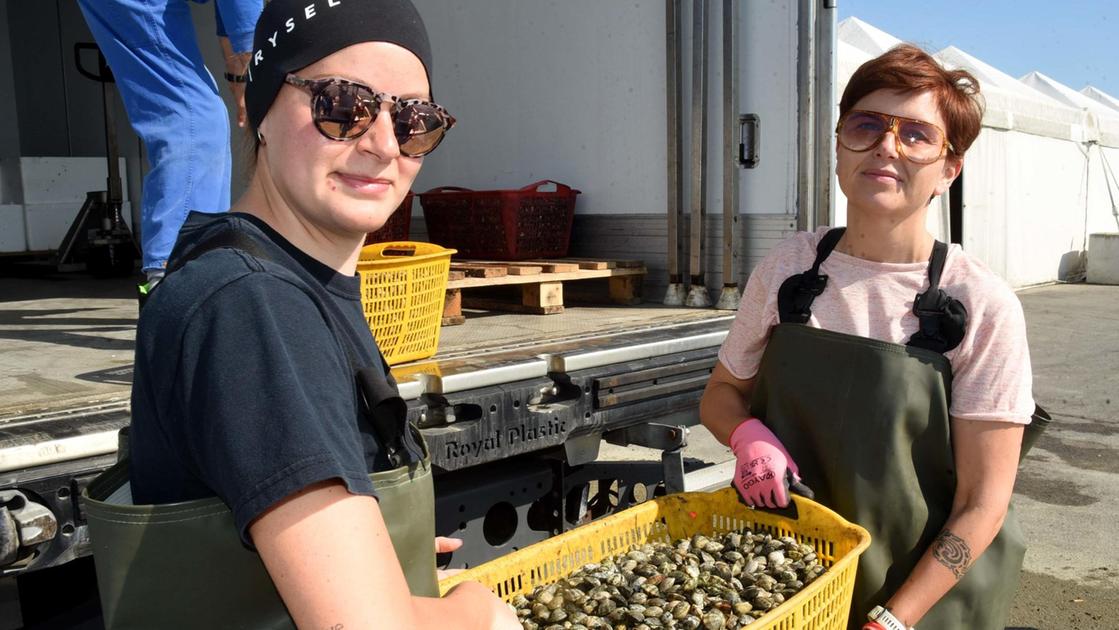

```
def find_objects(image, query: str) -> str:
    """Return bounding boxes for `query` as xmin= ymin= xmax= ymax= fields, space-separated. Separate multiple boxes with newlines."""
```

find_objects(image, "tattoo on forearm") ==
xmin=325 ymin=625 xmax=343 ymax=630
xmin=932 ymin=529 xmax=973 ymax=579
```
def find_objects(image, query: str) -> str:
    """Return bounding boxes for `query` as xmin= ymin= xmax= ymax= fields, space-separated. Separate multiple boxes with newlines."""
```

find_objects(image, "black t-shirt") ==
xmin=130 ymin=212 xmax=395 ymax=543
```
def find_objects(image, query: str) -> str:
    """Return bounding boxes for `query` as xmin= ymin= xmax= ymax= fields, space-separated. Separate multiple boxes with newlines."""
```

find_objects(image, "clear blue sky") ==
xmin=838 ymin=0 xmax=1118 ymax=98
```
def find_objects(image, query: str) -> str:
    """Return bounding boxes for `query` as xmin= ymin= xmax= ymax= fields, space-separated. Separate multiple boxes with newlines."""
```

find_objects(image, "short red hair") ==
xmin=840 ymin=44 xmax=984 ymax=156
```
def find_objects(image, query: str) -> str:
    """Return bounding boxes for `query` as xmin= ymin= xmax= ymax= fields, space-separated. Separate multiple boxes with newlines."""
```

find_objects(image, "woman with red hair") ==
xmin=702 ymin=44 xmax=1032 ymax=629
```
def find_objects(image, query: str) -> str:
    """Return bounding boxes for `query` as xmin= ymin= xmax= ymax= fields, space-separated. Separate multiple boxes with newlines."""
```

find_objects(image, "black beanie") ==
xmin=245 ymin=0 xmax=432 ymax=130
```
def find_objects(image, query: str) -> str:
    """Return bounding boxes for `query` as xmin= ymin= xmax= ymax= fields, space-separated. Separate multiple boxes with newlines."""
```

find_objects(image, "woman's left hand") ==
xmin=436 ymin=536 xmax=465 ymax=580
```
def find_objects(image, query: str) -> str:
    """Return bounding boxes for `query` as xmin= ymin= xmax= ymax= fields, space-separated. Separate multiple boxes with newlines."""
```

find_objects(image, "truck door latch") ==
xmin=738 ymin=113 xmax=760 ymax=169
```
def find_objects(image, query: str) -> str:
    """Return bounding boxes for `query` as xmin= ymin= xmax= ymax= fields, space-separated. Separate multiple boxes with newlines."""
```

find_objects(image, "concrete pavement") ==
xmin=1007 ymin=284 xmax=1119 ymax=629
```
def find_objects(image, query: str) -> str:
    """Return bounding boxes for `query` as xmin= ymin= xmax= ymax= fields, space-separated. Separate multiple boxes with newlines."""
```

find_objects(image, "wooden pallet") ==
xmin=441 ymin=258 xmax=646 ymax=325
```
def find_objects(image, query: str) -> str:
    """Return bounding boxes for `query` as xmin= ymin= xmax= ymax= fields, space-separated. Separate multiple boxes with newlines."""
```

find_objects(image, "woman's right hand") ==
xmin=444 ymin=580 xmax=521 ymax=629
xmin=729 ymin=418 xmax=800 ymax=508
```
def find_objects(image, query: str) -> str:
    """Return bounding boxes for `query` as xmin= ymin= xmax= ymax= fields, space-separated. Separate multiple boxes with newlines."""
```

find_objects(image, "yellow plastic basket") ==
xmin=439 ymin=487 xmax=871 ymax=630
xmin=357 ymin=241 xmax=455 ymax=365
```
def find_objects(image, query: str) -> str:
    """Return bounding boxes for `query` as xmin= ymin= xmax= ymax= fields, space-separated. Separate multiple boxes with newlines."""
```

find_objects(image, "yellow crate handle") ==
xmin=359 ymin=241 xmax=456 ymax=264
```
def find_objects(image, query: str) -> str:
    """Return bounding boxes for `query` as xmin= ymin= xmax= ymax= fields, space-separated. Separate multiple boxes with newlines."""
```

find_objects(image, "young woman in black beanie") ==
xmin=83 ymin=1 xmax=519 ymax=628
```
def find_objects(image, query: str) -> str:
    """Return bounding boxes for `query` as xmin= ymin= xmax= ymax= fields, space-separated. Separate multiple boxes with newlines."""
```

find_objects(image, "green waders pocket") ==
xmin=369 ymin=457 xmax=439 ymax=598
xmin=83 ymin=458 xmax=438 ymax=629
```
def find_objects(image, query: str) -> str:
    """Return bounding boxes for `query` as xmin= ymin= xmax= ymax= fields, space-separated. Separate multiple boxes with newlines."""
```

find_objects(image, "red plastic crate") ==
xmin=364 ymin=192 xmax=413 ymax=245
xmin=419 ymin=180 xmax=580 ymax=260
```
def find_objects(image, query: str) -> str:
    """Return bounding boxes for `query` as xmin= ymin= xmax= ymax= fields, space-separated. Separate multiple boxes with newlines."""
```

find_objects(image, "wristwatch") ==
xmin=868 ymin=605 xmax=914 ymax=630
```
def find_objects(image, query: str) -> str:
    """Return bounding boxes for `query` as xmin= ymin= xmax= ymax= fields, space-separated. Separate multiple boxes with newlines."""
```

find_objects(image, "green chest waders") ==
xmin=753 ymin=228 xmax=1027 ymax=629
xmin=83 ymin=453 xmax=438 ymax=629
xmin=80 ymin=227 xmax=439 ymax=628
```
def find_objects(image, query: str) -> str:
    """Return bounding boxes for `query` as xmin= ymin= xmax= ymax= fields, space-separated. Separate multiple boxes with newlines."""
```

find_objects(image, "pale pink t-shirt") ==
xmin=718 ymin=228 xmax=1034 ymax=424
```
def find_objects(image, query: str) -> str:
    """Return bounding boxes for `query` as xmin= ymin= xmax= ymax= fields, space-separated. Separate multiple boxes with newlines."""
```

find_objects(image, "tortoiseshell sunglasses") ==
xmin=285 ymin=74 xmax=456 ymax=157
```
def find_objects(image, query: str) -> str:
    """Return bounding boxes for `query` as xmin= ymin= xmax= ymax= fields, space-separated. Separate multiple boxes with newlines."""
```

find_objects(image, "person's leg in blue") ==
xmin=76 ymin=0 xmax=232 ymax=280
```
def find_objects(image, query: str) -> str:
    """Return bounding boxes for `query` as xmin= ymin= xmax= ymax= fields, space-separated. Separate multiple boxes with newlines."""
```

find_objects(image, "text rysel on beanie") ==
xmin=244 ymin=0 xmax=434 ymax=130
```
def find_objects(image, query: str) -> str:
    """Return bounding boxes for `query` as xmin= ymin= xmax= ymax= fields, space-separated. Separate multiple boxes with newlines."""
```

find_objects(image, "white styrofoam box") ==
xmin=0 ymin=204 xmax=26 ymax=252
xmin=1087 ymin=233 xmax=1119 ymax=285
xmin=24 ymin=200 xmax=133 ymax=252
xmin=18 ymin=157 xmax=129 ymax=205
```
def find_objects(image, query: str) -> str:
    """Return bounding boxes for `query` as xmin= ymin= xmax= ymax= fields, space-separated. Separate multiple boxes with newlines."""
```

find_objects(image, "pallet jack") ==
xmin=55 ymin=43 xmax=139 ymax=277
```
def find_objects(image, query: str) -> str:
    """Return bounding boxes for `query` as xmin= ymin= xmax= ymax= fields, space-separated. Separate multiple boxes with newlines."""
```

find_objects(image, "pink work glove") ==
xmin=730 ymin=418 xmax=800 ymax=508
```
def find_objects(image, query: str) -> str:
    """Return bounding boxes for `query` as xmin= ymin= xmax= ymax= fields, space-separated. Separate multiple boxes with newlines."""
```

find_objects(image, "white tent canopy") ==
xmin=1082 ymin=86 xmax=1119 ymax=112
xmin=935 ymin=46 xmax=1045 ymax=98
xmin=1021 ymin=71 xmax=1119 ymax=120
xmin=1021 ymin=71 xmax=1119 ymax=146
xmin=837 ymin=17 xmax=902 ymax=57
xmin=837 ymin=39 xmax=874 ymax=88
xmin=933 ymin=46 xmax=1086 ymax=141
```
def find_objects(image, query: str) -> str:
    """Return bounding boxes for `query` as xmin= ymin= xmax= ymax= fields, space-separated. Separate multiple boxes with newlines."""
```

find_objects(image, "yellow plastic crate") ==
xmin=357 ymin=241 xmax=455 ymax=365
xmin=439 ymin=488 xmax=871 ymax=630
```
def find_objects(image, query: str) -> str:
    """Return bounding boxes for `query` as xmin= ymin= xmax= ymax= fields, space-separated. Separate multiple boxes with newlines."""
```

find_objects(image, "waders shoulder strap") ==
xmin=165 ymin=229 xmax=270 ymax=275
xmin=777 ymin=227 xmax=846 ymax=323
xmin=906 ymin=240 xmax=968 ymax=354
xmin=776 ymin=228 xmax=968 ymax=355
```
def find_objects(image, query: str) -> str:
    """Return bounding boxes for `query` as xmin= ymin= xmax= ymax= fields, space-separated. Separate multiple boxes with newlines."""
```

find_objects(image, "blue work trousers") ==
xmin=77 ymin=0 xmax=232 ymax=273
